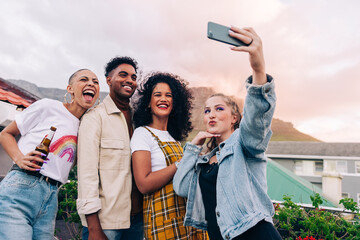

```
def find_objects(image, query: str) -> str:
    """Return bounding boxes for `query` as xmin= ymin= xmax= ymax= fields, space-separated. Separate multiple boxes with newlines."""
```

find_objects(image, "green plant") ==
xmin=56 ymin=167 xmax=82 ymax=240
xmin=309 ymin=193 xmax=323 ymax=209
xmin=274 ymin=195 xmax=304 ymax=233
xmin=339 ymin=198 xmax=360 ymax=214
xmin=274 ymin=194 xmax=360 ymax=240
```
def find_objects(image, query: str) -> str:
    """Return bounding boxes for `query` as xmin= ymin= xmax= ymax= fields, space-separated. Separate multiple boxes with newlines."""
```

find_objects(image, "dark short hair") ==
xmin=68 ymin=68 xmax=90 ymax=84
xmin=133 ymin=72 xmax=193 ymax=141
xmin=104 ymin=56 xmax=138 ymax=77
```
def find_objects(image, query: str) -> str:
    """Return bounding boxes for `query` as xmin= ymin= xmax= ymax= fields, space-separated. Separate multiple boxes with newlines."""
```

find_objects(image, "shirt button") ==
xmin=216 ymin=211 xmax=220 ymax=217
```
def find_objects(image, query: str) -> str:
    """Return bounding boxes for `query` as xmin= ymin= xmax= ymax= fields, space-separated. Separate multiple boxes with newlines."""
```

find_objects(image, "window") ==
xmin=342 ymin=193 xmax=350 ymax=198
xmin=336 ymin=161 xmax=347 ymax=173
xmin=356 ymin=161 xmax=360 ymax=174
xmin=314 ymin=161 xmax=323 ymax=175
xmin=294 ymin=161 xmax=303 ymax=174
xmin=324 ymin=160 xmax=336 ymax=172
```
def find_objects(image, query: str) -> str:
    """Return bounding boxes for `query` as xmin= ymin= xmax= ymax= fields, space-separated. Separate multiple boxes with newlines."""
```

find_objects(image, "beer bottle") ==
xmin=35 ymin=126 xmax=57 ymax=166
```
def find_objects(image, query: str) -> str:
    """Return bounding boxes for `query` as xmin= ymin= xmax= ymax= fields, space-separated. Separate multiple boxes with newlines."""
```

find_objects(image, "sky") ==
xmin=0 ymin=0 xmax=359 ymax=142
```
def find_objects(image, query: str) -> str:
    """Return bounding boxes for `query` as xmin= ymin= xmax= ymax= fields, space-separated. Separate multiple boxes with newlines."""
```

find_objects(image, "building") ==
xmin=266 ymin=141 xmax=360 ymax=206
xmin=0 ymin=78 xmax=39 ymax=179
xmin=267 ymin=158 xmax=336 ymax=207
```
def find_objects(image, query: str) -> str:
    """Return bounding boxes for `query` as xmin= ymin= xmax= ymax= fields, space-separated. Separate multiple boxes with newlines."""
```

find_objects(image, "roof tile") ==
xmin=0 ymin=88 xmax=31 ymax=107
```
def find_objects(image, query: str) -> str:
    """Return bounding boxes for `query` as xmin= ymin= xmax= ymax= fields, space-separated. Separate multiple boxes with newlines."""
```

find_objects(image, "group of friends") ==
xmin=0 ymin=26 xmax=282 ymax=240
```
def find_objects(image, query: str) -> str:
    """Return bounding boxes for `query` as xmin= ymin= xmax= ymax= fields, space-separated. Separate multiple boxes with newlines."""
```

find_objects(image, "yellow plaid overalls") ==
xmin=143 ymin=127 xmax=208 ymax=240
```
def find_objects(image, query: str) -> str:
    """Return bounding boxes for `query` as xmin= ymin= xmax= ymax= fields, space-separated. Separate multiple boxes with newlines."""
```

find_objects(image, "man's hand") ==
xmin=88 ymin=229 xmax=108 ymax=240
xmin=86 ymin=213 xmax=108 ymax=240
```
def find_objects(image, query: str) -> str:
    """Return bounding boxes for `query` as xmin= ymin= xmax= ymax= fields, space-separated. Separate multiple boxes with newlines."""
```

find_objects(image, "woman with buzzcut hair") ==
xmin=131 ymin=72 xmax=208 ymax=239
xmin=0 ymin=69 xmax=100 ymax=239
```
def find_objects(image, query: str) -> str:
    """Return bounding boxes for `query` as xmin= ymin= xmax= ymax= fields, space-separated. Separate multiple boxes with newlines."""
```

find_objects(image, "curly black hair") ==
xmin=104 ymin=56 xmax=138 ymax=77
xmin=133 ymin=72 xmax=193 ymax=141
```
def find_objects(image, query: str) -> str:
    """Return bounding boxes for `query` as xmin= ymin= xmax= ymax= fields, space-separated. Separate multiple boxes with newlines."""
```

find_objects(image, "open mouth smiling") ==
xmin=83 ymin=89 xmax=96 ymax=102
xmin=123 ymin=85 xmax=133 ymax=91
xmin=157 ymin=103 xmax=169 ymax=109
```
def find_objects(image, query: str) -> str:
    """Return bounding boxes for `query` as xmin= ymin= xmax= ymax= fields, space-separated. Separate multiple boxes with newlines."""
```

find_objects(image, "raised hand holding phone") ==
xmin=230 ymin=26 xmax=266 ymax=84
xmin=207 ymin=22 xmax=266 ymax=85
xmin=207 ymin=22 xmax=251 ymax=46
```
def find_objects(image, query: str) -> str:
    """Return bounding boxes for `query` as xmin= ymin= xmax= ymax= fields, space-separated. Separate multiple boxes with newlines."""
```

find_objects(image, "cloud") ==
xmin=0 ymin=0 xmax=360 ymax=142
xmin=295 ymin=110 xmax=360 ymax=142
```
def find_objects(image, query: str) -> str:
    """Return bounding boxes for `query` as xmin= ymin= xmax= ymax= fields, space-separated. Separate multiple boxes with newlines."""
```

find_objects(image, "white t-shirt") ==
xmin=15 ymin=98 xmax=79 ymax=183
xmin=130 ymin=126 xmax=177 ymax=172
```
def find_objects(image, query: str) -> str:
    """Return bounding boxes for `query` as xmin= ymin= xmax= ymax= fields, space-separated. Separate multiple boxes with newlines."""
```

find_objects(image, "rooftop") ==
xmin=267 ymin=141 xmax=360 ymax=157
xmin=0 ymin=78 xmax=39 ymax=108
xmin=267 ymin=159 xmax=337 ymax=207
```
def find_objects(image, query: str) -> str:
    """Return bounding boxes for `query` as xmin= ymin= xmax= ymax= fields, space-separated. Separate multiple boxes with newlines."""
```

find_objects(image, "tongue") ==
xmin=84 ymin=95 xmax=93 ymax=102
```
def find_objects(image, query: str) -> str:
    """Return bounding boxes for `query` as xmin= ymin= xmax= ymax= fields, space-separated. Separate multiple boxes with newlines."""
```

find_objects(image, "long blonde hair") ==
xmin=206 ymin=93 xmax=242 ymax=152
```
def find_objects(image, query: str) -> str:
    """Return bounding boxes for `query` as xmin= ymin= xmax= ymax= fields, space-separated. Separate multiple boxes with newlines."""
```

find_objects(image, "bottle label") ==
xmin=46 ymin=131 xmax=55 ymax=141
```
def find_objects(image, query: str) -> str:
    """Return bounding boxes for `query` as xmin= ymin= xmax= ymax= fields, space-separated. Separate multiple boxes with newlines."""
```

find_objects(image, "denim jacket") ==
xmin=173 ymin=75 xmax=276 ymax=240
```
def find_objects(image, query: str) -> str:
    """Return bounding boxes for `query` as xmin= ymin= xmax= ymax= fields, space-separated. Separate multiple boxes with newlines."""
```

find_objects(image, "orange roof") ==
xmin=0 ymin=88 xmax=31 ymax=108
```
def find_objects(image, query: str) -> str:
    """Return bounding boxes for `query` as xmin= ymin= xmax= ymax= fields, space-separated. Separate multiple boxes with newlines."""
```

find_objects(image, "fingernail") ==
xmin=40 ymin=153 xmax=46 ymax=157
xmin=43 ymin=161 xmax=48 ymax=164
xmin=36 ymin=169 xmax=41 ymax=171
xmin=46 ymin=158 xmax=49 ymax=161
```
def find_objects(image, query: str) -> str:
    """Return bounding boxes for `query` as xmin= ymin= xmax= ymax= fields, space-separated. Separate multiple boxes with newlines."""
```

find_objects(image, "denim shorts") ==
xmin=0 ymin=170 xmax=59 ymax=240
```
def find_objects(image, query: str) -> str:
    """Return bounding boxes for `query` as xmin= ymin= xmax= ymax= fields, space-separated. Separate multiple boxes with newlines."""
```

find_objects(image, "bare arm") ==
xmin=0 ymin=121 xmax=43 ymax=170
xmin=85 ymin=213 xmax=108 ymax=240
xmin=132 ymin=150 xmax=177 ymax=194
xmin=229 ymin=26 xmax=267 ymax=86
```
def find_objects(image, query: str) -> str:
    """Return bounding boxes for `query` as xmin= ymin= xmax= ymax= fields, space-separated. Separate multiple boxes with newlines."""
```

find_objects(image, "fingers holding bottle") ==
xmin=16 ymin=150 xmax=47 ymax=171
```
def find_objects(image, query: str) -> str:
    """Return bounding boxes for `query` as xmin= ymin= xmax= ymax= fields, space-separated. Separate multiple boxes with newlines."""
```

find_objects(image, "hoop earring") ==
xmin=63 ymin=92 xmax=74 ymax=104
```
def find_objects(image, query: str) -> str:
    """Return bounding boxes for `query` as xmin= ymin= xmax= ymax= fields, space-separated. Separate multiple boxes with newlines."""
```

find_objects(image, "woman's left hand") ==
xmin=228 ymin=26 xmax=266 ymax=85
xmin=191 ymin=131 xmax=220 ymax=146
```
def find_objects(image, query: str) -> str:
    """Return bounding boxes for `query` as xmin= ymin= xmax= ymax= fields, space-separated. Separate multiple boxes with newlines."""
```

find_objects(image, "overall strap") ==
xmin=141 ymin=127 xmax=207 ymax=239
xmin=143 ymin=126 xmax=182 ymax=166
xmin=143 ymin=126 xmax=162 ymax=145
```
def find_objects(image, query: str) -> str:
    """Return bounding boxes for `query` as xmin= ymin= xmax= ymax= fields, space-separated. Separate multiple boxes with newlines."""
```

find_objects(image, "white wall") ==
xmin=0 ymin=101 xmax=18 ymax=127
xmin=0 ymin=101 xmax=20 ymax=177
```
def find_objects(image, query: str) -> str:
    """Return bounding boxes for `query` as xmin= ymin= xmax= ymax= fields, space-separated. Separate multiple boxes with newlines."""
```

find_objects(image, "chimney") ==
xmin=322 ymin=171 xmax=343 ymax=206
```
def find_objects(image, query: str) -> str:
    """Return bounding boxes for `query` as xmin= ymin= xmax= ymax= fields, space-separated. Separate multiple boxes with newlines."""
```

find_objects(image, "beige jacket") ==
xmin=76 ymin=95 xmax=132 ymax=229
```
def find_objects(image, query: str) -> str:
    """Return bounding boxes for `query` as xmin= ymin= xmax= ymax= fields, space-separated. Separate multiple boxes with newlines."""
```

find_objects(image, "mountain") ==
xmin=6 ymin=80 xmax=320 ymax=142
xmin=189 ymin=87 xmax=320 ymax=142
xmin=7 ymin=79 xmax=109 ymax=102
xmin=270 ymin=118 xmax=320 ymax=141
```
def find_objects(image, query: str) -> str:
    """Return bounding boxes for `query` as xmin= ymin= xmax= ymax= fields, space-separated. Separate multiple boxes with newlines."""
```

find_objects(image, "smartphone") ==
xmin=207 ymin=21 xmax=248 ymax=47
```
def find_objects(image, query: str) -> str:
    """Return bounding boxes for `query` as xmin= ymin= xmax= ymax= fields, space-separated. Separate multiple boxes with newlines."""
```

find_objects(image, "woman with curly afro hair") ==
xmin=130 ymin=72 xmax=208 ymax=240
